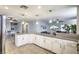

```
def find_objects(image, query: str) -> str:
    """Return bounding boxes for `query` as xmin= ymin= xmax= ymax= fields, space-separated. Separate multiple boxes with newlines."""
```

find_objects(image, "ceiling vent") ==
xmin=49 ymin=10 xmax=52 ymax=12
xmin=35 ymin=14 xmax=39 ymax=16
xmin=20 ymin=5 xmax=28 ymax=9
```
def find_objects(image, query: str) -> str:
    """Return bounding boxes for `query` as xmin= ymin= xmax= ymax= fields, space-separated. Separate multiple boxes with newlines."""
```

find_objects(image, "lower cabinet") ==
xmin=35 ymin=35 xmax=41 ymax=46
xmin=15 ymin=35 xmax=23 ymax=47
xmin=43 ymin=37 xmax=52 ymax=51
xmin=62 ymin=40 xmax=77 ymax=54
xmin=51 ymin=39 xmax=63 ymax=54
xmin=50 ymin=39 xmax=77 ymax=54
xmin=34 ymin=35 xmax=77 ymax=54
xmin=15 ymin=34 xmax=77 ymax=54
xmin=15 ymin=34 xmax=35 ymax=47
xmin=35 ymin=36 xmax=64 ymax=54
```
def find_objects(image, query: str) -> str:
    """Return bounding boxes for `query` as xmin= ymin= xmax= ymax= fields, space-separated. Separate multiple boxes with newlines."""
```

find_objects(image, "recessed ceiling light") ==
xmin=38 ymin=6 xmax=41 ymax=9
xmin=25 ymin=13 xmax=28 ymax=15
xmin=4 ymin=6 xmax=8 ymax=9
xmin=22 ymin=22 xmax=24 ymax=24
xmin=49 ymin=20 xmax=52 ymax=23
xmin=36 ymin=21 xmax=39 ymax=25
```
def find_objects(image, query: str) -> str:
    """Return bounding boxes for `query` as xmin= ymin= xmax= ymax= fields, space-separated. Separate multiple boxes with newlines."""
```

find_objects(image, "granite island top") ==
xmin=16 ymin=33 xmax=79 ymax=42
xmin=36 ymin=33 xmax=79 ymax=42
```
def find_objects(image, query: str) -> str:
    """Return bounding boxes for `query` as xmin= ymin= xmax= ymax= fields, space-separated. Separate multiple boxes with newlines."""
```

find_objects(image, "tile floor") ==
xmin=5 ymin=37 xmax=53 ymax=54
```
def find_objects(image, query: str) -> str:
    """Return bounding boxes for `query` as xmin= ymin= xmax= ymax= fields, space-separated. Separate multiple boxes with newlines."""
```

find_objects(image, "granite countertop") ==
xmin=36 ymin=33 xmax=79 ymax=42
xmin=16 ymin=33 xmax=79 ymax=42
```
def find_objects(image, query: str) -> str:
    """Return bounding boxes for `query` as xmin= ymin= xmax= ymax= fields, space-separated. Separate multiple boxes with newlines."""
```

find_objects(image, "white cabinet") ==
xmin=35 ymin=36 xmax=63 ymax=54
xmin=15 ymin=34 xmax=77 ymax=54
xmin=24 ymin=34 xmax=35 ymax=44
xmin=23 ymin=35 xmax=31 ymax=43
xmin=34 ymin=35 xmax=40 ymax=45
xmin=62 ymin=40 xmax=77 ymax=54
xmin=51 ymin=39 xmax=63 ymax=54
xmin=15 ymin=35 xmax=24 ymax=47
xmin=49 ymin=38 xmax=77 ymax=54
xmin=43 ymin=37 xmax=52 ymax=51
xmin=35 ymin=35 xmax=45 ymax=47
xmin=35 ymin=35 xmax=52 ymax=51
xmin=15 ymin=34 xmax=35 ymax=47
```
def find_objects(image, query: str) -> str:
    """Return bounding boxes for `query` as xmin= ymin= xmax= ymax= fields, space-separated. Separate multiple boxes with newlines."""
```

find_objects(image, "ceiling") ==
xmin=0 ymin=5 xmax=77 ymax=21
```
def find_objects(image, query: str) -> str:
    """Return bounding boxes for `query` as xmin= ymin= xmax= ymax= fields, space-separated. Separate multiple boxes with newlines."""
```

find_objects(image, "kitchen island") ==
xmin=15 ymin=33 xmax=79 ymax=54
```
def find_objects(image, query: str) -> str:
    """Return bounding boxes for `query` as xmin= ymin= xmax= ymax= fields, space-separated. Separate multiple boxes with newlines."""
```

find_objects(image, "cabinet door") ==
xmin=37 ymin=36 xmax=45 ymax=47
xmin=43 ymin=37 xmax=52 ymax=51
xmin=34 ymin=35 xmax=41 ymax=46
xmin=15 ymin=35 xmax=23 ymax=47
xmin=24 ymin=34 xmax=34 ymax=43
xmin=35 ymin=35 xmax=47 ymax=48
xmin=51 ymin=38 xmax=63 ymax=54
xmin=24 ymin=35 xmax=30 ymax=43
xmin=31 ymin=35 xmax=36 ymax=43
xmin=63 ymin=40 xmax=77 ymax=54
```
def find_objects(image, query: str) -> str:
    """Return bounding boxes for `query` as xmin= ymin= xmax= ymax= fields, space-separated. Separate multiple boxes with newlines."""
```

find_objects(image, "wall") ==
xmin=64 ymin=19 xmax=77 ymax=25
xmin=16 ymin=22 xmax=22 ymax=33
xmin=28 ymin=21 xmax=50 ymax=33
xmin=28 ymin=19 xmax=77 ymax=33
xmin=77 ymin=7 xmax=79 ymax=34
xmin=28 ymin=21 xmax=36 ymax=33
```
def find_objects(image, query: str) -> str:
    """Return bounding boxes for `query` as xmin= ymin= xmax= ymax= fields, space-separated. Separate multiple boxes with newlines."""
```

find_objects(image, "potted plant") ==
xmin=63 ymin=24 xmax=70 ymax=33
xmin=70 ymin=24 xmax=76 ymax=34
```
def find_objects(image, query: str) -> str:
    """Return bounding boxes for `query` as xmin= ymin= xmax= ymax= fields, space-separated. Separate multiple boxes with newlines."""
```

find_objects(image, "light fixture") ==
xmin=3 ymin=16 xmax=6 ymax=19
xmin=25 ymin=13 xmax=28 ymax=15
xmin=49 ymin=19 xmax=52 ymax=23
xmin=22 ymin=22 xmax=24 ymax=24
xmin=4 ymin=6 xmax=8 ymax=9
xmin=56 ymin=19 xmax=59 ymax=23
xmin=10 ymin=20 xmax=13 ymax=22
xmin=36 ymin=21 xmax=39 ymax=25
xmin=38 ymin=6 xmax=41 ymax=9
xmin=57 ymin=21 xmax=59 ymax=23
